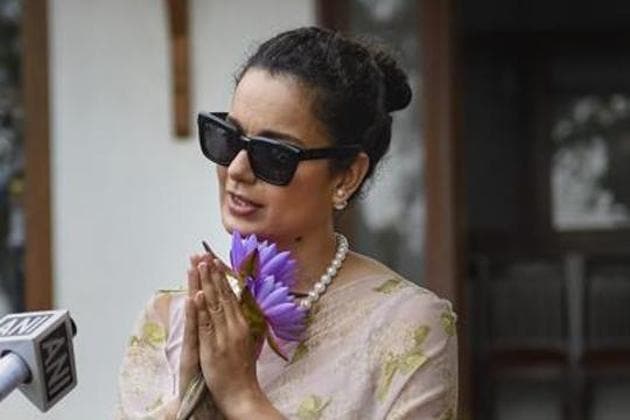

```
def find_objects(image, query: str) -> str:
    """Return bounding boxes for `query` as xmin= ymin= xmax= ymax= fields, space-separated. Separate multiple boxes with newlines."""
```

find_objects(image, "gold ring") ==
xmin=207 ymin=303 xmax=223 ymax=313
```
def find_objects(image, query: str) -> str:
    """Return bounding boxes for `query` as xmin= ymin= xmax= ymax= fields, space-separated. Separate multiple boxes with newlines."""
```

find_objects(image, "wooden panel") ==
xmin=421 ymin=0 xmax=464 ymax=302
xmin=22 ymin=0 xmax=52 ymax=310
xmin=420 ymin=0 xmax=470 ymax=418
xmin=167 ymin=0 xmax=190 ymax=137
xmin=317 ymin=0 xmax=349 ymax=31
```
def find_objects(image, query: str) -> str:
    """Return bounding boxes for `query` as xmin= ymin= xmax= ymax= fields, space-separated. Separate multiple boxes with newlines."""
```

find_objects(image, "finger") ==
xmin=208 ymin=261 xmax=228 ymax=326
xmin=181 ymin=297 xmax=199 ymax=363
xmin=183 ymin=296 xmax=199 ymax=347
xmin=199 ymin=261 xmax=221 ymax=314
xmin=179 ymin=297 xmax=199 ymax=396
xmin=213 ymin=263 xmax=238 ymax=326
xmin=189 ymin=253 xmax=202 ymax=267
xmin=221 ymin=289 xmax=243 ymax=330
xmin=190 ymin=253 xmax=211 ymax=269
xmin=202 ymin=242 xmax=232 ymax=272
xmin=194 ymin=290 xmax=214 ymax=338
xmin=187 ymin=267 xmax=200 ymax=299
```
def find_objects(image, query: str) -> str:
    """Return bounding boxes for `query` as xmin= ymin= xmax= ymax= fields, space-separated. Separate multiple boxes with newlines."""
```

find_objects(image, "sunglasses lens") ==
xmin=198 ymin=114 xmax=306 ymax=185
xmin=201 ymin=121 xmax=240 ymax=166
xmin=249 ymin=140 xmax=299 ymax=185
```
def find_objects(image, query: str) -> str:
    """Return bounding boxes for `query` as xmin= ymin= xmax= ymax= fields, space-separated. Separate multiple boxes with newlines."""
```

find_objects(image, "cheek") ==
xmin=275 ymin=167 xmax=334 ymax=214
xmin=216 ymin=166 xmax=227 ymax=193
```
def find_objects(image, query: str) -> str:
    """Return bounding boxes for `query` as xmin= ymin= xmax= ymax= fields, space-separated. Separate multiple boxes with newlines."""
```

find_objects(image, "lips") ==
xmin=227 ymin=192 xmax=262 ymax=217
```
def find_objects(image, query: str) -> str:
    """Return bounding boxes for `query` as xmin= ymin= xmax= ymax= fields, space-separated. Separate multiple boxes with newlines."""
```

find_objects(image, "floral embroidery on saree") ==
xmin=376 ymin=325 xmax=430 ymax=401
xmin=296 ymin=395 xmax=331 ymax=420
xmin=373 ymin=278 xmax=406 ymax=294
xmin=127 ymin=320 xmax=166 ymax=349
xmin=141 ymin=321 xmax=167 ymax=348
xmin=440 ymin=407 xmax=456 ymax=420
xmin=440 ymin=310 xmax=456 ymax=337
xmin=144 ymin=396 xmax=164 ymax=413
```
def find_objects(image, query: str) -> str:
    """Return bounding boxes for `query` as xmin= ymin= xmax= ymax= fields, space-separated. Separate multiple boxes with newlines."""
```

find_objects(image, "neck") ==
xmin=280 ymin=229 xmax=338 ymax=294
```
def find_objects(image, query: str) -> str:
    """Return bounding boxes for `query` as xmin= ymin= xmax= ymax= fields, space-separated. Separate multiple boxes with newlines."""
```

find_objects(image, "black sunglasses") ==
xmin=197 ymin=112 xmax=361 ymax=186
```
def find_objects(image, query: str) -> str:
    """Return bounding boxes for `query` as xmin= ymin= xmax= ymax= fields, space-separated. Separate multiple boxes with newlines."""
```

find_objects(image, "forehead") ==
xmin=229 ymin=68 xmax=330 ymax=147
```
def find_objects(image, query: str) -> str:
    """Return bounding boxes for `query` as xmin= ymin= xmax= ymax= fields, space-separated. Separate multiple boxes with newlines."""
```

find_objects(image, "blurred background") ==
xmin=1 ymin=0 xmax=629 ymax=419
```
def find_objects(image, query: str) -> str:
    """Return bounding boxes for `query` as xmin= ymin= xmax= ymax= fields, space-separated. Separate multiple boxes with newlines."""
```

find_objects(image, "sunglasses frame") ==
xmin=197 ymin=112 xmax=361 ymax=185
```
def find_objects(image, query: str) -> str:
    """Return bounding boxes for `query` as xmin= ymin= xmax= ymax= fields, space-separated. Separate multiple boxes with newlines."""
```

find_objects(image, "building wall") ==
xmin=0 ymin=1 xmax=314 ymax=418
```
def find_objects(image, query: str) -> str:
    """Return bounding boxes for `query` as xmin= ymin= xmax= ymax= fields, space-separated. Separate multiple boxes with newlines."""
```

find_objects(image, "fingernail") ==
xmin=194 ymin=291 xmax=204 ymax=304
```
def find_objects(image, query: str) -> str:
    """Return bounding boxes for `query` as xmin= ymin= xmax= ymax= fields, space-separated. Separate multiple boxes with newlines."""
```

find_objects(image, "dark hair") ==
xmin=235 ymin=26 xmax=412 ymax=200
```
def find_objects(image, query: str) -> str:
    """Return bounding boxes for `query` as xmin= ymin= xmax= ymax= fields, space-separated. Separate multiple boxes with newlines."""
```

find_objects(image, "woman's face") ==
xmin=217 ymin=68 xmax=341 ymax=245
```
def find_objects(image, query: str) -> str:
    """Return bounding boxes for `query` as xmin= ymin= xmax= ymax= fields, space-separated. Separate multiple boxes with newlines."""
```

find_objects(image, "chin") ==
xmin=222 ymin=213 xmax=261 ymax=237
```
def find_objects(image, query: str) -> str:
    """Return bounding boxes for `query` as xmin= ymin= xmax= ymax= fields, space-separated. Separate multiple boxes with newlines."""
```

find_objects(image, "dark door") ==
xmin=462 ymin=1 xmax=630 ymax=419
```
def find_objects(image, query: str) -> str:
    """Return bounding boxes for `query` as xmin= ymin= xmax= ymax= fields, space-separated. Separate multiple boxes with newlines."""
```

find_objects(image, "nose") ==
xmin=226 ymin=149 xmax=256 ymax=184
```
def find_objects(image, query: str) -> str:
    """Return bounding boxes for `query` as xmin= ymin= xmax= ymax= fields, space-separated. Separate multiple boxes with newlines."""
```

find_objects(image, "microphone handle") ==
xmin=0 ymin=352 xmax=31 ymax=402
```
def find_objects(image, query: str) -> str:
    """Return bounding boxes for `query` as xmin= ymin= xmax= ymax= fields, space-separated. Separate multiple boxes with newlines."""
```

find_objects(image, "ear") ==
xmin=331 ymin=152 xmax=370 ymax=210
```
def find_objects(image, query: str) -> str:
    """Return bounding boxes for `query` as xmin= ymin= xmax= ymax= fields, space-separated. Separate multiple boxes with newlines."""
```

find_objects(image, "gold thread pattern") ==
xmin=142 ymin=321 xmax=167 ymax=348
xmin=440 ymin=311 xmax=456 ymax=337
xmin=376 ymin=325 xmax=430 ymax=401
xmin=373 ymin=278 xmax=405 ymax=294
xmin=296 ymin=395 xmax=331 ymax=420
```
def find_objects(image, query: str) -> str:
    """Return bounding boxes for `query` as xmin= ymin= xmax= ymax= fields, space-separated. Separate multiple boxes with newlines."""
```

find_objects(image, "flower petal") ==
xmin=267 ymin=306 xmax=304 ymax=323
xmin=259 ymin=286 xmax=290 ymax=310
xmin=244 ymin=234 xmax=258 ymax=253
xmin=272 ymin=328 xmax=302 ymax=342
xmin=255 ymin=276 xmax=276 ymax=301
xmin=230 ymin=231 xmax=244 ymax=269
xmin=264 ymin=302 xmax=298 ymax=318
xmin=260 ymin=251 xmax=292 ymax=277
xmin=259 ymin=243 xmax=277 ymax=266
xmin=273 ymin=260 xmax=297 ymax=287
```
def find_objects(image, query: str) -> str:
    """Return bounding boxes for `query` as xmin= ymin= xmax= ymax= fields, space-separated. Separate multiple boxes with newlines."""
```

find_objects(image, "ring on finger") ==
xmin=207 ymin=302 xmax=223 ymax=314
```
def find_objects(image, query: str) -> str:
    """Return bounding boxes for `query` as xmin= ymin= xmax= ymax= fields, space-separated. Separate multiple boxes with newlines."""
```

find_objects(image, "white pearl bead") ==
xmin=314 ymin=282 xmax=326 ymax=294
xmin=299 ymin=233 xmax=349 ymax=309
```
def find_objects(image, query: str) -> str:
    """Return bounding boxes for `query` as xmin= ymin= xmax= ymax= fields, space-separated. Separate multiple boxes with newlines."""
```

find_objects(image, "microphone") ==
xmin=0 ymin=310 xmax=77 ymax=412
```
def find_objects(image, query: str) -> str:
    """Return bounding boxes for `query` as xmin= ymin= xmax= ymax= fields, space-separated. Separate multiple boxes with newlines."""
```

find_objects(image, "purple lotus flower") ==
xmin=229 ymin=231 xmax=306 ymax=358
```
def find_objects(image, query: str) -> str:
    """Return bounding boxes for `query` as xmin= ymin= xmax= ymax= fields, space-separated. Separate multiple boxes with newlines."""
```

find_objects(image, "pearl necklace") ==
xmin=298 ymin=233 xmax=349 ymax=310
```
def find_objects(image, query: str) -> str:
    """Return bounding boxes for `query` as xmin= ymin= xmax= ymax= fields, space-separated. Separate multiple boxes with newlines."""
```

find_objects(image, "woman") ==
xmin=117 ymin=26 xmax=457 ymax=419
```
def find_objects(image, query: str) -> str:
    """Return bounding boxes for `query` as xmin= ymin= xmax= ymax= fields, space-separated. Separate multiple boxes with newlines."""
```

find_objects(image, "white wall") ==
xmin=0 ymin=1 xmax=314 ymax=418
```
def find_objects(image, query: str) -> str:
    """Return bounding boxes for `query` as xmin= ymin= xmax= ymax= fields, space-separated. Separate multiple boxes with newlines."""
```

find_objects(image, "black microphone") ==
xmin=0 ymin=310 xmax=77 ymax=411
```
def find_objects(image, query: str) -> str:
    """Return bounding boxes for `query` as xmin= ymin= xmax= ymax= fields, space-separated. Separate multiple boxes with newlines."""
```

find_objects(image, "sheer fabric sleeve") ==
xmin=378 ymin=289 xmax=458 ymax=420
xmin=115 ymin=292 xmax=179 ymax=419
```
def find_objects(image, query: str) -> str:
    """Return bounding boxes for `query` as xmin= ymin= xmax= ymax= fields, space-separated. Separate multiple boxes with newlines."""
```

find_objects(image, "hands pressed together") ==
xmin=177 ymin=251 xmax=283 ymax=419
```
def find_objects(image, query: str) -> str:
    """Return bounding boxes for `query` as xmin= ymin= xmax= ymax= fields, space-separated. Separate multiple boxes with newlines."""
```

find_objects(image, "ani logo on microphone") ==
xmin=39 ymin=323 xmax=74 ymax=400
xmin=0 ymin=314 xmax=53 ymax=337
xmin=0 ymin=311 xmax=77 ymax=410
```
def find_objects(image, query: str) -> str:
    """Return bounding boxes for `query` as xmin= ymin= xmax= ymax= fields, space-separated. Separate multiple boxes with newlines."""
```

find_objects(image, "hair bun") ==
xmin=372 ymin=50 xmax=412 ymax=113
